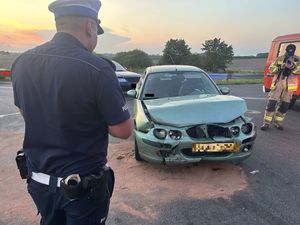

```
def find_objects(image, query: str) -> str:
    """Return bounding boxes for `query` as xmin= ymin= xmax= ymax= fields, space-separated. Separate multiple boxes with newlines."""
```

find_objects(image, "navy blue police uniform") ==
xmin=12 ymin=32 xmax=130 ymax=225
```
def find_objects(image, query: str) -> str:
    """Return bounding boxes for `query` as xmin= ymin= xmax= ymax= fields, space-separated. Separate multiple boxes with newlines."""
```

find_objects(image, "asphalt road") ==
xmin=0 ymin=82 xmax=300 ymax=225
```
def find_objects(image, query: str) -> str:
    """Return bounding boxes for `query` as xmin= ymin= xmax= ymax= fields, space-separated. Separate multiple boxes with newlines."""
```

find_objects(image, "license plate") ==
xmin=192 ymin=143 xmax=240 ymax=153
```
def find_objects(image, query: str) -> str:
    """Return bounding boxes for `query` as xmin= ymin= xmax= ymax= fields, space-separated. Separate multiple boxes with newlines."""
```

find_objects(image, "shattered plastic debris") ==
xmin=250 ymin=170 xmax=259 ymax=175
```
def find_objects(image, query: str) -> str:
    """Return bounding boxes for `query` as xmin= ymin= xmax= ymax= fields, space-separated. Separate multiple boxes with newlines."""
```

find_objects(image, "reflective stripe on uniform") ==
xmin=271 ymin=82 xmax=276 ymax=90
xmin=264 ymin=115 xmax=273 ymax=122
xmin=288 ymin=76 xmax=298 ymax=92
xmin=288 ymin=84 xmax=297 ymax=91
xmin=269 ymin=66 xmax=278 ymax=73
xmin=293 ymin=66 xmax=300 ymax=74
xmin=269 ymin=62 xmax=279 ymax=73
xmin=274 ymin=115 xmax=284 ymax=122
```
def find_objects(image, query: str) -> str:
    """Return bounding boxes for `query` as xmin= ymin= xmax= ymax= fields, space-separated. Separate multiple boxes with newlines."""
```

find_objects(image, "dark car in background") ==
xmin=112 ymin=60 xmax=141 ymax=91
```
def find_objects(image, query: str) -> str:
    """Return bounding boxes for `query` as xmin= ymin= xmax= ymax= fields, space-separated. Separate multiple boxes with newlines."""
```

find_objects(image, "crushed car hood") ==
xmin=143 ymin=95 xmax=247 ymax=127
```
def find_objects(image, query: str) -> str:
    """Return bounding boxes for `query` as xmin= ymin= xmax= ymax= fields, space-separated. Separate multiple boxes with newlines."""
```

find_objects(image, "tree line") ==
xmin=102 ymin=38 xmax=235 ymax=72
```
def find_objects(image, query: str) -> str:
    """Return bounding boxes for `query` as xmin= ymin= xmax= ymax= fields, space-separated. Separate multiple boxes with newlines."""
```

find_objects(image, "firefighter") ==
xmin=261 ymin=44 xmax=300 ymax=131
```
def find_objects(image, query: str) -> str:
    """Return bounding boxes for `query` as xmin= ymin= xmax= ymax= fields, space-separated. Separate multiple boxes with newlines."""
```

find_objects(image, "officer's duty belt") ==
xmin=31 ymin=172 xmax=63 ymax=187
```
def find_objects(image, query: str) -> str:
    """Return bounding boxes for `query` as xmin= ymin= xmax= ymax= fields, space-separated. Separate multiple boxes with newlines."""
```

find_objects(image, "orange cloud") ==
xmin=0 ymin=19 xmax=45 ymax=51
xmin=0 ymin=29 xmax=44 ymax=48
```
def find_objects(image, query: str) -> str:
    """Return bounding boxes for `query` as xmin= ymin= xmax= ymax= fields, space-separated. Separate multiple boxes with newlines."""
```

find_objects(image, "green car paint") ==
xmin=130 ymin=65 xmax=256 ymax=164
xmin=143 ymin=95 xmax=247 ymax=127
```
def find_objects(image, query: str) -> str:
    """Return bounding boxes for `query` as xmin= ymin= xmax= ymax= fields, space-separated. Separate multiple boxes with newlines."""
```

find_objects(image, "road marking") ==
xmin=0 ymin=112 xmax=20 ymax=118
xmin=241 ymin=97 xmax=267 ymax=100
xmin=0 ymin=86 xmax=12 ymax=89
xmin=246 ymin=110 xmax=262 ymax=114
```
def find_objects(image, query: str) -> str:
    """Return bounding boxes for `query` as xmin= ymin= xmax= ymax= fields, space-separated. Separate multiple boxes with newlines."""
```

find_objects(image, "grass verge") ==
xmin=215 ymin=78 xmax=263 ymax=85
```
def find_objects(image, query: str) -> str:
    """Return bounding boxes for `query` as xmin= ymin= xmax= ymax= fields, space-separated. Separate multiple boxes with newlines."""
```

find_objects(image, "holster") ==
xmin=84 ymin=166 xmax=115 ymax=207
xmin=60 ymin=174 xmax=83 ymax=201
xmin=15 ymin=150 xmax=29 ymax=179
xmin=60 ymin=166 xmax=115 ymax=206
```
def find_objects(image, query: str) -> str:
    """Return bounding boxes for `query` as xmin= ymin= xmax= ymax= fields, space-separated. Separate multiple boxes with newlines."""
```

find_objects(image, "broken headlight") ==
xmin=169 ymin=130 xmax=182 ymax=140
xmin=153 ymin=129 xmax=167 ymax=140
xmin=241 ymin=123 xmax=253 ymax=134
xmin=230 ymin=126 xmax=240 ymax=137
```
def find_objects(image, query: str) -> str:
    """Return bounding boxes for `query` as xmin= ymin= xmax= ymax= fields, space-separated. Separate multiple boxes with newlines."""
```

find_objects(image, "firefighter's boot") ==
xmin=261 ymin=99 xmax=277 ymax=131
xmin=274 ymin=123 xmax=284 ymax=130
xmin=260 ymin=123 xmax=270 ymax=131
xmin=261 ymin=111 xmax=275 ymax=131
xmin=274 ymin=101 xmax=289 ymax=130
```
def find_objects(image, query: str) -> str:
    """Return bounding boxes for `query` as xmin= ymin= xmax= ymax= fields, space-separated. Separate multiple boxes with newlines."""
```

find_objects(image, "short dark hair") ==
xmin=55 ymin=16 xmax=90 ymax=33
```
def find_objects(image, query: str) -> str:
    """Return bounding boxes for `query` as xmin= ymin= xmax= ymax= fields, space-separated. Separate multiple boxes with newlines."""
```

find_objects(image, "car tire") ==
xmin=134 ymin=139 xmax=143 ymax=161
xmin=289 ymin=98 xmax=297 ymax=109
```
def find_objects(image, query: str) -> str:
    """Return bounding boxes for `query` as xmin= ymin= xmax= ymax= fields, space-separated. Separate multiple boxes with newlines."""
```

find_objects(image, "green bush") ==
xmin=113 ymin=49 xmax=152 ymax=69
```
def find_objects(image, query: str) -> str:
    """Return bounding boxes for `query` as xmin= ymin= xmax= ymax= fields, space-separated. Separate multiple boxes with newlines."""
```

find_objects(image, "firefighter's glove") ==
xmin=286 ymin=61 xmax=296 ymax=70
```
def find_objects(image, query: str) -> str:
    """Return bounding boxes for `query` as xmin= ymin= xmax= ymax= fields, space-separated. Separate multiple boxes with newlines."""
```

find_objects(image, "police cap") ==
xmin=49 ymin=0 xmax=104 ymax=35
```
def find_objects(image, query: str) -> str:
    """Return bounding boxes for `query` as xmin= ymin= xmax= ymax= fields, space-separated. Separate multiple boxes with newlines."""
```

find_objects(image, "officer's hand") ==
xmin=281 ymin=63 xmax=286 ymax=69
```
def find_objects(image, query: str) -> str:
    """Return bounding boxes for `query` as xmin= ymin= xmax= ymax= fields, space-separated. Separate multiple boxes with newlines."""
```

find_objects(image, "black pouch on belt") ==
xmin=15 ymin=150 xmax=28 ymax=179
xmin=83 ymin=166 xmax=114 ymax=207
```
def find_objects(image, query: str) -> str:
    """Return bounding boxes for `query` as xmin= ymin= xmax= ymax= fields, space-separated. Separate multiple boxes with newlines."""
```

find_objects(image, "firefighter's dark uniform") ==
xmin=262 ymin=45 xmax=300 ymax=130
xmin=11 ymin=7 xmax=130 ymax=225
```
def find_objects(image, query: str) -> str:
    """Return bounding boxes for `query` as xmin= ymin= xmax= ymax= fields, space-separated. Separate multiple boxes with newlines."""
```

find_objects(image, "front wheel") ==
xmin=134 ymin=139 xmax=143 ymax=161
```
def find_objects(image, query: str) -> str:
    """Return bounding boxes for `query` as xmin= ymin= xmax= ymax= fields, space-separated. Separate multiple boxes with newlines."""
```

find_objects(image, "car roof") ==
xmin=146 ymin=65 xmax=204 ymax=74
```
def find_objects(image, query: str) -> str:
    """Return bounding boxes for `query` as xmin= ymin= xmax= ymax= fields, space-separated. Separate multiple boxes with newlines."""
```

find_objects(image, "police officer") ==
xmin=261 ymin=44 xmax=300 ymax=131
xmin=11 ymin=0 xmax=132 ymax=224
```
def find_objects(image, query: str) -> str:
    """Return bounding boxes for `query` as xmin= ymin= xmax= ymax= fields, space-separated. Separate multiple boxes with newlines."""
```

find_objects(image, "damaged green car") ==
xmin=127 ymin=65 xmax=256 ymax=164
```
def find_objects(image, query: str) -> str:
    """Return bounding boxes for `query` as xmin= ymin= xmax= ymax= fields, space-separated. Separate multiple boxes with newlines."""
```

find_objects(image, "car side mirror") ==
xmin=127 ymin=89 xmax=137 ymax=98
xmin=220 ymin=87 xmax=230 ymax=95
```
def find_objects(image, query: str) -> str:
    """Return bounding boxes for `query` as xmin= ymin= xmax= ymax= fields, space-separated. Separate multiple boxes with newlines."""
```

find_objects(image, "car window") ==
xmin=141 ymin=71 xmax=219 ymax=99
xmin=278 ymin=41 xmax=300 ymax=57
xmin=112 ymin=60 xmax=126 ymax=72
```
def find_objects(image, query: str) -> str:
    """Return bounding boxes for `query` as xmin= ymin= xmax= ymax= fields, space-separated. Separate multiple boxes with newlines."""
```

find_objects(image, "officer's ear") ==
xmin=85 ymin=19 xmax=96 ymax=38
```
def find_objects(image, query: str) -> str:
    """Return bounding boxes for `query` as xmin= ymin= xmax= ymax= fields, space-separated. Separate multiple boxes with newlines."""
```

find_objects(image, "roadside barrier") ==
xmin=209 ymin=73 xmax=263 ymax=80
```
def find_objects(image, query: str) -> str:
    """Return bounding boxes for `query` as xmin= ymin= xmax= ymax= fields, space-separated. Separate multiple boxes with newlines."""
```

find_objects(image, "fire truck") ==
xmin=263 ymin=33 xmax=300 ymax=108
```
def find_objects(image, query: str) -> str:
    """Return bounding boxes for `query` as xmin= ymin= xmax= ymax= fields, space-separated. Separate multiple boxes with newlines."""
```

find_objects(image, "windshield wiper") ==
xmin=143 ymin=93 xmax=159 ymax=100
xmin=143 ymin=97 xmax=159 ymax=100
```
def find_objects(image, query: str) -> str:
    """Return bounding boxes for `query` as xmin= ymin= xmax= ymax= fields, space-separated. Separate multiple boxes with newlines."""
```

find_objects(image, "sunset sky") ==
xmin=0 ymin=0 xmax=299 ymax=55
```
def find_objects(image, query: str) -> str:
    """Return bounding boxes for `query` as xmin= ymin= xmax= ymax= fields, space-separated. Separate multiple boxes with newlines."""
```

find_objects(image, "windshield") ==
xmin=112 ymin=60 xmax=126 ymax=72
xmin=278 ymin=41 xmax=300 ymax=57
xmin=142 ymin=71 xmax=219 ymax=99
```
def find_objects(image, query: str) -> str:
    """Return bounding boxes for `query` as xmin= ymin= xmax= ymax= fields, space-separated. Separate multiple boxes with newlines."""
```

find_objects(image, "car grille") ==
xmin=186 ymin=124 xmax=232 ymax=139
xmin=186 ymin=126 xmax=206 ymax=138
xmin=181 ymin=148 xmax=231 ymax=157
